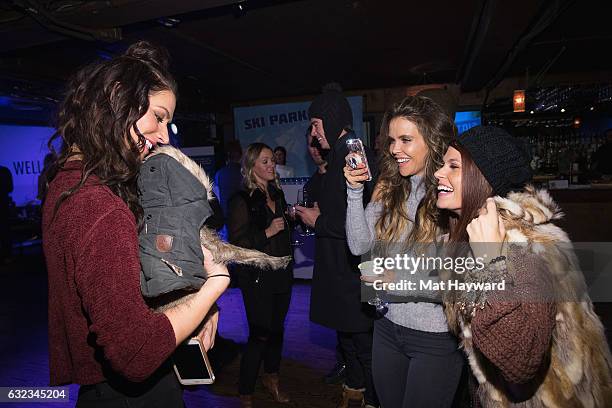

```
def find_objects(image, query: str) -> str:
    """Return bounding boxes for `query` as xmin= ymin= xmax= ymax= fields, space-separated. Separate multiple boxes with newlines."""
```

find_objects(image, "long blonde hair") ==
xmin=375 ymin=96 xmax=456 ymax=244
xmin=241 ymin=142 xmax=281 ymax=193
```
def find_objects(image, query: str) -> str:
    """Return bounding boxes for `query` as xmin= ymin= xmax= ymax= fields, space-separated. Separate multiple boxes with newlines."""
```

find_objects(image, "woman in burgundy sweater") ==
xmin=434 ymin=126 xmax=612 ymax=407
xmin=42 ymin=41 xmax=230 ymax=407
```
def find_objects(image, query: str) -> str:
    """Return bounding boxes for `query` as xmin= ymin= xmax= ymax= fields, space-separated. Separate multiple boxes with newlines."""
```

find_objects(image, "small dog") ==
xmin=142 ymin=145 xmax=291 ymax=311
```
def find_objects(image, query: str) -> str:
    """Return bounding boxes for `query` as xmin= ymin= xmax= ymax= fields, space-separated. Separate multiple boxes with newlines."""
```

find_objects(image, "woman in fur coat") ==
xmin=434 ymin=125 xmax=612 ymax=407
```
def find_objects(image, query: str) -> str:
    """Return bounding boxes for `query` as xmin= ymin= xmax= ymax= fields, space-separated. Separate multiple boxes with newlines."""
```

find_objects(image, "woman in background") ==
xmin=228 ymin=143 xmax=293 ymax=407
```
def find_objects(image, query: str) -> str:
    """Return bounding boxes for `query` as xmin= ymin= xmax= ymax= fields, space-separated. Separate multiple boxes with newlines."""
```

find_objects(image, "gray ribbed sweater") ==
xmin=346 ymin=176 xmax=448 ymax=333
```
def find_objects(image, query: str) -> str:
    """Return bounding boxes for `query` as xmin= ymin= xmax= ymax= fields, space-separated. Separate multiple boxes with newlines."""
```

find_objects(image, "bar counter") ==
xmin=546 ymin=186 xmax=612 ymax=242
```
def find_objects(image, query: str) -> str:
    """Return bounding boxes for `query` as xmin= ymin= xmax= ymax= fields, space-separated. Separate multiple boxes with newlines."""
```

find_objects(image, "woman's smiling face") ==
xmin=252 ymin=147 xmax=276 ymax=186
xmin=129 ymin=90 xmax=176 ymax=159
xmin=388 ymin=117 xmax=428 ymax=177
xmin=434 ymin=146 xmax=463 ymax=214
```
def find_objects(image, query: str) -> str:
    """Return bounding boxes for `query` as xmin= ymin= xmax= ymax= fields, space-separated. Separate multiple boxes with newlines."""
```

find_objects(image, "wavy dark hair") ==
xmin=46 ymin=41 xmax=177 ymax=227
xmin=375 ymin=96 xmax=456 ymax=244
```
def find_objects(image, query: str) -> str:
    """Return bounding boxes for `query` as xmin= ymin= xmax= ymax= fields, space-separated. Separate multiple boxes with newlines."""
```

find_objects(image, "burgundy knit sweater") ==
xmin=42 ymin=161 xmax=176 ymax=386
xmin=470 ymin=251 xmax=556 ymax=385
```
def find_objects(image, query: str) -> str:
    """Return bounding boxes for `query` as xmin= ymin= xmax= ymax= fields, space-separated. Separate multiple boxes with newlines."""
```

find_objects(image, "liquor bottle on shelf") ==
xmin=544 ymin=135 xmax=552 ymax=173
xmin=527 ymin=134 xmax=541 ymax=171
xmin=586 ymin=134 xmax=597 ymax=170
xmin=549 ymin=136 xmax=554 ymax=173
xmin=557 ymin=134 xmax=570 ymax=177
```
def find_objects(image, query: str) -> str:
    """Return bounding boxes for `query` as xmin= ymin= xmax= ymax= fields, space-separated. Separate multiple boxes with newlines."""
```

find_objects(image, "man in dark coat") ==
xmin=304 ymin=125 xmax=349 ymax=385
xmin=296 ymin=90 xmax=377 ymax=408
xmin=303 ymin=125 xmax=327 ymax=208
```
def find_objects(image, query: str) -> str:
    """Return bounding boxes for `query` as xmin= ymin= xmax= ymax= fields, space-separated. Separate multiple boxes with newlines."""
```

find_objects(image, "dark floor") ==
xmin=0 ymin=250 xmax=341 ymax=408
xmin=1 ymin=249 xmax=611 ymax=408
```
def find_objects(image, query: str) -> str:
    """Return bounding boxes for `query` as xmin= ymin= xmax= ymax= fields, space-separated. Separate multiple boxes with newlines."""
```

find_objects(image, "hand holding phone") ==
xmin=345 ymin=138 xmax=372 ymax=183
xmin=173 ymin=337 xmax=215 ymax=385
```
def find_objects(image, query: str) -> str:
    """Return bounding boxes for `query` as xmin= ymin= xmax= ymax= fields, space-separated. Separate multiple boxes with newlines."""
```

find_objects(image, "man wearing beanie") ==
xmin=296 ymin=89 xmax=378 ymax=408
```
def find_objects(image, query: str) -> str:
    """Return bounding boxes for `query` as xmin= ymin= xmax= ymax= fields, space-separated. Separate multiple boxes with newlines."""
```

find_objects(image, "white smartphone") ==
xmin=346 ymin=138 xmax=372 ymax=181
xmin=172 ymin=337 xmax=215 ymax=385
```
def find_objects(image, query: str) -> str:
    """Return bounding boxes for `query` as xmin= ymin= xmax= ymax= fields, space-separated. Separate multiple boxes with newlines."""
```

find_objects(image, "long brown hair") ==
xmin=445 ymin=140 xmax=493 ymax=246
xmin=47 ymin=41 xmax=177 ymax=227
xmin=376 ymin=96 xmax=456 ymax=244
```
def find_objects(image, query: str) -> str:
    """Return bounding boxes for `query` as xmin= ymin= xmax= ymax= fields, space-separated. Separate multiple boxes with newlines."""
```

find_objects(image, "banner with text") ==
xmin=233 ymin=96 xmax=363 ymax=178
xmin=0 ymin=125 xmax=56 ymax=206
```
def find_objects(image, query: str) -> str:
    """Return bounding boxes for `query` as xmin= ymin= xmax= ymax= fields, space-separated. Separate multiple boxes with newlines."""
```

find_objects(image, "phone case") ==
xmin=345 ymin=138 xmax=372 ymax=181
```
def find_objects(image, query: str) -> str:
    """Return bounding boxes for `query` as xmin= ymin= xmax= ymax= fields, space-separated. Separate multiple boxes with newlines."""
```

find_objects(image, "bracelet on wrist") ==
xmin=207 ymin=274 xmax=231 ymax=280
xmin=489 ymin=255 xmax=506 ymax=264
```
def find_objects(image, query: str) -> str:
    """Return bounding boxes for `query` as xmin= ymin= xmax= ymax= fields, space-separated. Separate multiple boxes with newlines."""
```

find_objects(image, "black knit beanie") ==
xmin=457 ymin=126 xmax=532 ymax=197
xmin=308 ymin=90 xmax=353 ymax=146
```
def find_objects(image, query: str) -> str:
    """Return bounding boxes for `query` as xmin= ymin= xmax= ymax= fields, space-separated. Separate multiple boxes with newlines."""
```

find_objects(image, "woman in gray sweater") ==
xmin=344 ymin=96 xmax=463 ymax=407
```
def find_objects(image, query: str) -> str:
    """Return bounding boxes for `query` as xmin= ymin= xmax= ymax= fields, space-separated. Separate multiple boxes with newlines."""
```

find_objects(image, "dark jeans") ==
xmin=239 ymin=287 xmax=291 ymax=395
xmin=76 ymin=364 xmax=183 ymax=408
xmin=338 ymin=330 xmax=377 ymax=406
xmin=372 ymin=317 xmax=464 ymax=408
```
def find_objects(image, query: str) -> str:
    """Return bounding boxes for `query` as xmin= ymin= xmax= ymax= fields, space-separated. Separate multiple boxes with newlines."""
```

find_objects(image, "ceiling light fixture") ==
xmin=233 ymin=1 xmax=248 ymax=18
xmin=157 ymin=17 xmax=180 ymax=28
xmin=513 ymin=90 xmax=525 ymax=113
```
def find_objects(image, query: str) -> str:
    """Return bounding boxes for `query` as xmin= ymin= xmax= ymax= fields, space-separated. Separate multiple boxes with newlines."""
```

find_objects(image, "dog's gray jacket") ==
xmin=138 ymin=146 xmax=290 ymax=308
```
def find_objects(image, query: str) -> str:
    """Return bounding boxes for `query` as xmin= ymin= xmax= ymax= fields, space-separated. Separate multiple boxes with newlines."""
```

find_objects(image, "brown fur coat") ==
xmin=445 ymin=186 xmax=612 ymax=407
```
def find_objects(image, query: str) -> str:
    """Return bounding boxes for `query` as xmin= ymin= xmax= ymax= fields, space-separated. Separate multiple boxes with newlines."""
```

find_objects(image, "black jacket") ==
xmin=304 ymin=170 xmax=324 ymax=203
xmin=310 ymin=131 xmax=377 ymax=332
xmin=227 ymin=184 xmax=293 ymax=294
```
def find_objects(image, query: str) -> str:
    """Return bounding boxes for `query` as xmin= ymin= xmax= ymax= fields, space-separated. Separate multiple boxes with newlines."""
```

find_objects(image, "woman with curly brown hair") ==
xmin=42 ymin=41 xmax=230 ymax=407
xmin=345 ymin=96 xmax=464 ymax=407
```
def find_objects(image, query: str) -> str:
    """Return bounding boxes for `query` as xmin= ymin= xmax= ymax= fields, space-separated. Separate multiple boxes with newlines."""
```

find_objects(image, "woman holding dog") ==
xmin=42 ymin=41 xmax=230 ymax=407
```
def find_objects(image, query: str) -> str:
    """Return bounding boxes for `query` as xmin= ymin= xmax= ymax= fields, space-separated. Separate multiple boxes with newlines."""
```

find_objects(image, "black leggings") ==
xmin=76 ymin=363 xmax=183 ymax=408
xmin=372 ymin=317 xmax=464 ymax=408
xmin=239 ymin=287 xmax=291 ymax=395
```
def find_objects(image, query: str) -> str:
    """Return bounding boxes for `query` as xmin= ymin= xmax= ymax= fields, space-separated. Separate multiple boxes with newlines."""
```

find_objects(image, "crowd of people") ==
xmin=41 ymin=41 xmax=612 ymax=408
